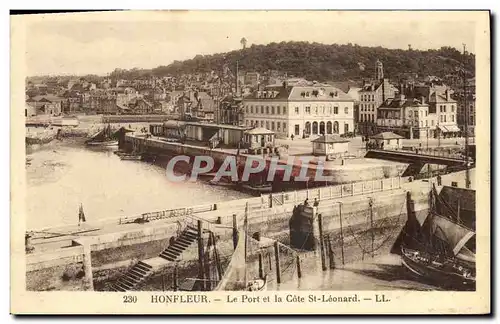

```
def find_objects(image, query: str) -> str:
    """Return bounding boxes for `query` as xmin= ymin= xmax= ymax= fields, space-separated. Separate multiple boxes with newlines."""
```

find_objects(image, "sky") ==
xmin=20 ymin=11 xmax=478 ymax=76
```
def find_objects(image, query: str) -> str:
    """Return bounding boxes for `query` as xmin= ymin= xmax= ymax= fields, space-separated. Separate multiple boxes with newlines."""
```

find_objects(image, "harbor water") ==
xmin=26 ymin=143 xmax=251 ymax=230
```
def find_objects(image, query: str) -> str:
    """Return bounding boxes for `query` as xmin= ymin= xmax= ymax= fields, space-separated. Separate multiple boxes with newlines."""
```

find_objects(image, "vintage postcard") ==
xmin=10 ymin=10 xmax=490 ymax=314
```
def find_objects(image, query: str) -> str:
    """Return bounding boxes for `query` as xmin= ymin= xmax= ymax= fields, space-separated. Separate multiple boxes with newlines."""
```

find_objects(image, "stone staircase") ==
xmin=109 ymin=225 xmax=201 ymax=292
xmin=110 ymin=260 xmax=153 ymax=292
xmin=159 ymin=226 xmax=198 ymax=261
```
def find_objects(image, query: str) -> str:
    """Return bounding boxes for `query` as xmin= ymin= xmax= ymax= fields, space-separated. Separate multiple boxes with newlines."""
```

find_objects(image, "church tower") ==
xmin=375 ymin=59 xmax=384 ymax=81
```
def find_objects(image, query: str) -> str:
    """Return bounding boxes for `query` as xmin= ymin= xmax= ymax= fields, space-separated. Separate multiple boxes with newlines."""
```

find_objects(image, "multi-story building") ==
xmin=244 ymin=72 xmax=260 ymax=87
xmin=358 ymin=60 xmax=397 ymax=134
xmin=243 ymin=82 xmax=354 ymax=138
xmin=376 ymin=92 xmax=460 ymax=139
xmin=219 ymin=94 xmax=244 ymax=126
xmin=456 ymin=93 xmax=475 ymax=133
xmin=377 ymin=95 xmax=434 ymax=139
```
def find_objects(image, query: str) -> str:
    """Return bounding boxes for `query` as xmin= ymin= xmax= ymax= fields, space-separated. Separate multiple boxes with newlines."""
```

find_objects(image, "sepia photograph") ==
xmin=10 ymin=10 xmax=490 ymax=314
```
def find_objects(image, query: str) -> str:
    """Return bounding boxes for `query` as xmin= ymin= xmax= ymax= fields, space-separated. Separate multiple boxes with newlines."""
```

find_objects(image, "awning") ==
xmin=438 ymin=125 xmax=449 ymax=132
xmin=446 ymin=125 xmax=461 ymax=132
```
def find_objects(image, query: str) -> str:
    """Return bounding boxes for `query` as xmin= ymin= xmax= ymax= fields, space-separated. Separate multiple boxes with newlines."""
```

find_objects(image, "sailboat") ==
xmin=86 ymin=124 xmax=118 ymax=147
xmin=243 ymin=202 xmax=268 ymax=291
xmin=401 ymin=185 xmax=476 ymax=290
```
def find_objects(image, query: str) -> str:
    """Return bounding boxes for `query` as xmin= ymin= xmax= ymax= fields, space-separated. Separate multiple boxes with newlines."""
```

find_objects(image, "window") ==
xmin=451 ymin=105 xmax=455 ymax=112
xmin=334 ymin=107 xmax=338 ymax=114
xmin=345 ymin=107 xmax=349 ymax=114
xmin=420 ymin=121 xmax=423 ymax=127
xmin=271 ymin=122 xmax=275 ymax=130
xmin=306 ymin=92 xmax=310 ymax=98
xmin=246 ymin=120 xmax=249 ymax=126
xmin=305 ymin=106 xmax=311 ymax=114
xmin=266 ymin=106 xmax=269 ymax=114
xmin=414 ymin=111 xmax=418 ymax=118
xmin=294 ymin=124 xmax=300 ymax=135
xmin=277 ymin=106 xmax=280 ymax=114
xmin=425 ymin=111 xmax=428 ymax=116
xmin=266 ymin=121 xmax=269 ymax=129
xmin=333 ymin=121 xmax=339 ymax=133
xmin=295 ymin=107 xmax=299 ymax=114
xmin=372 ymin=104 xmax=375 ymax=112
xmin=451 ymin=115 xmax=454 ymax=122
xmin=283 ymin=107 xmax=287 ymax=114
xmin=283 ymin=122 xmax=286 ymax=130
xmin=260 ymin=121 xmax=264 ymax=127
xmin=344 ymin=123 xmax=349 ymax=134
xmin=261 ymin=106 xmax=264 ymax=114
xmin=271 ymin=106 xmax=275 ymax=115
xmin=250 ymin=106 xmax=254 ymax=114
xmin=371 ymin=95 xmax=374 ymax=101
xmin=277 ymin=122 xmax=280 ymax=131
xmin=245 ymin=106 xmax=249 ymax=113
xmin=314 ymin=106 xmax=318 ymax=114
xmin=444 ymin=115 xmax=447 ymax=122
xmin=426 ymin=120 xmax=428 ymax=127
xmin=329 ymin=106 xmax=332 ymax=114
xmin=431 ymin=120 xmax=434 ymax=126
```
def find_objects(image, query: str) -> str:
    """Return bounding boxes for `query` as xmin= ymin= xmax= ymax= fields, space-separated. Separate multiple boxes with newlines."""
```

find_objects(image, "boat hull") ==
xmin=86 ymin=140 xmax=119 ymax=147
xmin=401 ymin=247 xmax=475 ymax=290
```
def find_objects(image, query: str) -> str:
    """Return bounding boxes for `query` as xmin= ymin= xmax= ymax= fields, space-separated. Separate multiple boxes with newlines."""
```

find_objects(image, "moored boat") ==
xmin=401 ymin=246 xmax=475 ymax=289
xmin=86 ymin=124 xmax=118 ymax=147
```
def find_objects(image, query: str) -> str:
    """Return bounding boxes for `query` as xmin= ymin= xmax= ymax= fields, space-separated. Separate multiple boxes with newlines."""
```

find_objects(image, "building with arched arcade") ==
xmin=242 ymin=81 xmax=355 ymax=138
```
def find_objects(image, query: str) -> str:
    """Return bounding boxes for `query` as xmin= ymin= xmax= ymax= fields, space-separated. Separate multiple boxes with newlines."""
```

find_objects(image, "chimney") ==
xmin=445 ymin=89 xmax=451 ymax=101
xmin=421 ymin=96 xmax=425 ymax=105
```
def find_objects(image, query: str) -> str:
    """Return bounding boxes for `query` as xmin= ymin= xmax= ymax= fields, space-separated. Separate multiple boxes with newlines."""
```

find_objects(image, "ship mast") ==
xmin=462 ymin=44 xmax=471 ymax=189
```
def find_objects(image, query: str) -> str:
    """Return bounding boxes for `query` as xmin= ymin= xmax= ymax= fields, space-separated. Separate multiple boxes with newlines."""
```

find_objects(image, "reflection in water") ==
xmin=269 ymin=254 xmax=440 ymax=291
xmin=26 ymin=144 xmax=251 ymax=229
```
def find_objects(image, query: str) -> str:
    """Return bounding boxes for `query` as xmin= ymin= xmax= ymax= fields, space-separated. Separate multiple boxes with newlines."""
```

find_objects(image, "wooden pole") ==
xmin=258 ymin=253 xmax=264 ymax=279
xmin=268 ymin=252 xmax=272 ymax=270
xmin=173 ymin=263 xmax=178 ymax=292
xmin=273 ymin=241 xmax=281 ymax=284
xmin=369 ymin=200 xmax=374 ymax=258
xmin=296 ymin=254 xmax=302 ymax=278
xmin=338 ymin=203 xmax=345 ymax=265
xmin=327 ymin=237 xmax=335 ymax=269
xmin=197 ymin=220 xmax=205 ymax=291
xmin=232 ymin=214 xmax=238 ymax=250
xmin=318 ymin=213 xmax=327 ymax=271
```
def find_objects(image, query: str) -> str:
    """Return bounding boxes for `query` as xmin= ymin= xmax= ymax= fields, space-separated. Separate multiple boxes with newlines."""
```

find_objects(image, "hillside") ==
xmin=111 ymin=42 xmax=475 ymax=82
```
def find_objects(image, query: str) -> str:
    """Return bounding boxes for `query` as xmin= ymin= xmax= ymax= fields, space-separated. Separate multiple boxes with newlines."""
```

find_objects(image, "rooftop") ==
xmin=311 ymin=135 xmax=350 ymax=144
xmin=370 ymin=132 xmax=405 ymax=140
xmin=245 ymin=127 xmax=275 ymax=135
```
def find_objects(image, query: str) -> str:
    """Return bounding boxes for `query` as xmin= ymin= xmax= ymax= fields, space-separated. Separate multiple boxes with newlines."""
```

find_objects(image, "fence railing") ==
xmin=260 ymin=177 xmax=402 ymax=207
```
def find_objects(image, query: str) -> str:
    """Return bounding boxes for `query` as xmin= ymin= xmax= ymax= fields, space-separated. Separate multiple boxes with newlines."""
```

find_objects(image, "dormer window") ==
xmin=301 ymin=91 xmax=305 ymax=97
xmin=306 ymin=92 xmax=310 ymax=98
xmin=312 ymin=90 xmax=319 ymax=97
xmin=329 ymin=92 xmax=334 ymax=97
